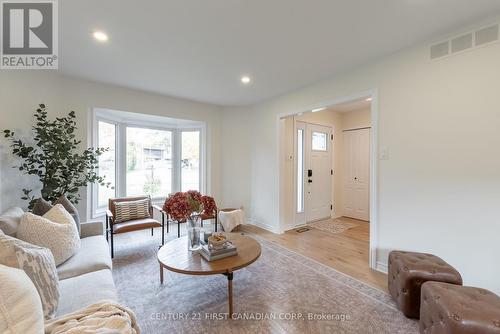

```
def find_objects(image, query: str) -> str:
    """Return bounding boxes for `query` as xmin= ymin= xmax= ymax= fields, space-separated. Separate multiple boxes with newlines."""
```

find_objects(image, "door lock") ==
xmin=308 ymin=179 xmax=313 ymax=183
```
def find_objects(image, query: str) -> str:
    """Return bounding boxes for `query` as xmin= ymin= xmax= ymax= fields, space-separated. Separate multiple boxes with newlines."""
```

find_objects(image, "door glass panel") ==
xmin=126 ymin=127 xmax=172 ymax=197
xmin=312 ymin=131 xmax=328 ymax=151
xmin=181 ymin=131 xmax=200 ymax=191
xmin=297 ymin=129 xmax=304 ymax=213
xmin=97 ymin=121 xmax=116 ymax=207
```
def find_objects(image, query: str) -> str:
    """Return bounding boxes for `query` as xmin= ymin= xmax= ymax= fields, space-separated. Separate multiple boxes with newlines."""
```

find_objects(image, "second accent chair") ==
xmin=106 ymin=196 xmax=165 ymax=258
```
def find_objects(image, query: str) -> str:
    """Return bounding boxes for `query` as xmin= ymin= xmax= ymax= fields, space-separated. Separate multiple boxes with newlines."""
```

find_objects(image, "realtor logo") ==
xmin=1 ymin=0 xmax=58 ymax=69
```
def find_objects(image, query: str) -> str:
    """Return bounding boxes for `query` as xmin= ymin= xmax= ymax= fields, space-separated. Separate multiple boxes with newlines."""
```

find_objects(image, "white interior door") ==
xmin=305 ymin=124 xmax=332 ymax=223
xmin=342 ymin=128 xmax=370 ymax=221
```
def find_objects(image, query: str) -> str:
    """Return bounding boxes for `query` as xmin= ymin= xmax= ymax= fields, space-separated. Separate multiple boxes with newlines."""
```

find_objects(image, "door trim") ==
xmin=277 ymin=89 xmax=379 ymax=271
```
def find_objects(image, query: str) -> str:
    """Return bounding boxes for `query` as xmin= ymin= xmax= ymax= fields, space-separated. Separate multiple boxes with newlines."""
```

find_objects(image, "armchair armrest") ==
xmin=105 ymin=209 xmax=113 ymax=219
xmin=80 ymin=221 xmax=104 ymax=238
xmin=152 ymin=204 xmax=164 ymax=213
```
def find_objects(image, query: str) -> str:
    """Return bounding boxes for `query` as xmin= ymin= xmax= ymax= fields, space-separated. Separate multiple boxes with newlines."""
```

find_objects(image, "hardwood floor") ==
xmin=240 ymin=217 xmax=388 ymax=292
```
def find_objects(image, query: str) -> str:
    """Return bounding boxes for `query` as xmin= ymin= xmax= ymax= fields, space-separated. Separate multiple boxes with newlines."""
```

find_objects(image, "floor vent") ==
xmin=430 ymin=23 xmax=499 ymax=60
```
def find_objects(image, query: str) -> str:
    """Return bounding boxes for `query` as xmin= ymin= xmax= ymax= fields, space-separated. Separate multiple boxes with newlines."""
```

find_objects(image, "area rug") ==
xmin=308 ymin=218 xmax=359 ymax=234
xmin=111 ymin=229 xmax=417 ymax=333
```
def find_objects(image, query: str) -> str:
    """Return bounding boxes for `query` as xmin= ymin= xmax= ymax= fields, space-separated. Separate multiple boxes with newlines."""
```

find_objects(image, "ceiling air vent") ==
xmin=451 ymin=33 xmax=473 ymax=53
xmin=430 ymin=41 xmax=449 ymax=60
xmin=475 ymin=24 xmax=499 ymax=46
xmin=430 ymin=23 xmax=499 ymax=61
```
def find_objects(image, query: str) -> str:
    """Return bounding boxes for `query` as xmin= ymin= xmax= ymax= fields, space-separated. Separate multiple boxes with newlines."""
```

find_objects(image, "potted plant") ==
xmin=3 ymin=104 xmax=111 ymax=209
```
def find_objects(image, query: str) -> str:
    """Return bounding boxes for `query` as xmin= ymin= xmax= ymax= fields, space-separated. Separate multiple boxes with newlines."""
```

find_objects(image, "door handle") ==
xmin=354 ymin=177 xmax=358 ymax=180
xmin=308 ymin=179 xmax=313 ymax=183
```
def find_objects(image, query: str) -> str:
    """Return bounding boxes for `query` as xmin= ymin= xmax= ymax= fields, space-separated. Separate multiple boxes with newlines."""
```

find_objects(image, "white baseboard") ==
xmin=246 ymin=218 xmax=282 ymax=234
xmin=375 ymin=261 xmax=388 ymax=274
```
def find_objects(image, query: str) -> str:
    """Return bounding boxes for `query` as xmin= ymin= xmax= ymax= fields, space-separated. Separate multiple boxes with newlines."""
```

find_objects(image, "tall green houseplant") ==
xmin=3 ymin=104 xmax=111 ymax=209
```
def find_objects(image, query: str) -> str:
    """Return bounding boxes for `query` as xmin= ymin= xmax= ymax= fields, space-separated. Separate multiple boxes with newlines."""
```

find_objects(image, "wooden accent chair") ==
xmin=106 ymin=196 xmax=166 ymax=258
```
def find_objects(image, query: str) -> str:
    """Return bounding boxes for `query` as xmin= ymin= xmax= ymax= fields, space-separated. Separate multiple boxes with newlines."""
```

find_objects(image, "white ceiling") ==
xmin=60 ymin=1 xmax=500 ymax=106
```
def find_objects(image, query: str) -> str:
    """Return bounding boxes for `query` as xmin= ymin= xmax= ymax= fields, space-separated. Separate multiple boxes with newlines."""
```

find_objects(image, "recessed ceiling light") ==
xmin=365 ymin=97 xmax=372 ymax=102
xmin=93 ymin=31 xmax=108 ymax=42
xmin=311 ymin=107 xmax=326 ymax=113
xmin=240 ymin=76 xmax=251 ymax=84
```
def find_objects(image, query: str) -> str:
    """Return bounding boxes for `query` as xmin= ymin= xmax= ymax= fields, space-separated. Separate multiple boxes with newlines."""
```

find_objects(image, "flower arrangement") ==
xmin=201 ymin=195 xmax=217 ymax=215
xmin=163 ymin=190 xmax=217 ymax=221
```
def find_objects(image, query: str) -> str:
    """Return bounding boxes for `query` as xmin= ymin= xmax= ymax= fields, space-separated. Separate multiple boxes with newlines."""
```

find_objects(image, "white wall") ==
xmin=221 ymin=20 xmax=500 ymax=293
xmin=0 ymin=72 xmax=223 ymax=221
xmin=219 ymin=107 xmax=252 ymax=212
xmin=341 ymin=108 xmax=371 ymax=130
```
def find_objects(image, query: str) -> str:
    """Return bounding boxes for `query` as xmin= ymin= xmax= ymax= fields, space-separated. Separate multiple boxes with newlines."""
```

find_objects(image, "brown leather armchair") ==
xmin=106 ymin=196 xmax=166 ymax=258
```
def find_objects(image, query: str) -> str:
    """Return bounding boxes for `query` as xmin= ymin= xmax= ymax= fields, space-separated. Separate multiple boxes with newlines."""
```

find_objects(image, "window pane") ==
xmin=126 ymin=127 xmax=172 ymax=197
xmin=312 ymin=131 xmax=327 ymax=151
xmin=181 ymin=131 xmax=200 ymax=191
xmin=297 ymin=129 xmax=304 ymax=213
xmin=98 ymin=121 xmax=116 ymax=207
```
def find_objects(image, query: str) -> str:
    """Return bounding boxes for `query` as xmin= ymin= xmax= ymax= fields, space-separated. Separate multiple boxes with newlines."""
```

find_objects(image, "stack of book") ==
xmin=200 ymin=242 xmax=237 ymax=261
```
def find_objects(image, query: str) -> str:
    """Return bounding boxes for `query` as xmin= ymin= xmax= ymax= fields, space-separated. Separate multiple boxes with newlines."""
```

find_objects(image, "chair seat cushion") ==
xmin=113 ymin=218 xmax=161 ymax=234
xmin=57 ymin=269 xmax=117 ymax=316
xmin=57 ymin=236 xmax=112 ymax=280
xmin=420 ymin=282 xmax=500 ymax=334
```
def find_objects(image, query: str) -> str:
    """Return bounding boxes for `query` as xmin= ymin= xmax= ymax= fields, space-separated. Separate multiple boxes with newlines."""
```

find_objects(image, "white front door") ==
xmin=342 ymin=128 xmax=370 ymax=221
xmin=305 ymin=124 xmax=332 ymax=223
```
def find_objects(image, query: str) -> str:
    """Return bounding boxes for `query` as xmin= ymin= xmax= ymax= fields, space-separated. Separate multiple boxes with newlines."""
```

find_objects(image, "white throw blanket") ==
xmin=219 ymin=209 xmax=245 ymax=232
xmin=45 ymin=301 xmax=140 ymax=334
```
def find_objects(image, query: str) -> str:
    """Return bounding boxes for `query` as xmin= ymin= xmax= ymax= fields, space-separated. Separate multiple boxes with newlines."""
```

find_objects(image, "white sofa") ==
xmin=54 ymin=220 xmax=117 ymax=316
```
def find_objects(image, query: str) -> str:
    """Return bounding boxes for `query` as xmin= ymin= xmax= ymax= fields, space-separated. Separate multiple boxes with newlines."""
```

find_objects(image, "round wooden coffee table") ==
xmin=157 ymin=233 xmax=261 ymax=317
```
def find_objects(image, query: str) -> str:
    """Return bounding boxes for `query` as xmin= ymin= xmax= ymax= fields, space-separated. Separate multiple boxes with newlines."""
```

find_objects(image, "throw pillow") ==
xmin=0 ymin=235 xmax=59 ymax=319
xmin=32 ymin=198 xmax=53 ymax=216
xmin=0 ymin=264 xmax=45 ymax=333
xmin=17 ymin=205 xmax=81 ymax=265
xmin=53 ymin=195 xmax=80 ymax=233
xmin=115 ymin=198 xmax=150 ymax=223
xmin=0 ymin=206 xmax=24 ymax=236
xmin=218 ymin=209 xmax=246 ymax=232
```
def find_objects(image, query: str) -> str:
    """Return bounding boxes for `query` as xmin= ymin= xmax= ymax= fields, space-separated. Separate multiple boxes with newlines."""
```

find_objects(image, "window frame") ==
xmin=93 ymin=118 xmax=118 ymax=216
xmin=311 ymin=131 xmax=328 ymax=152
xmin=91 ymin=110 xmax=206 ymax=218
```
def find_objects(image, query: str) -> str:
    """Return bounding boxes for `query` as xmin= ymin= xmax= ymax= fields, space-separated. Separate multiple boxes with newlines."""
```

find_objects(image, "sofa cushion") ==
xmin=57 ymin=235 xmax=112 ymax=280
xmin=0 ymin=206 xmax=24 ymax=236
xmin=0 ymin=234 xmax=60 ymax=319
xmin=80 ymin=221 xmax=104 ymax=238
xmin=18 ymin=208 xmax=81 ymax=266
xmin=32 ymin=198 xmax=53 ymax=216
xmin=54 ymin=195 xmax=81 ymax=234
xmin=0 ymin=264 xmax=44 ymax=334
xmin=57 ymin=269 xmax=117 ymax=316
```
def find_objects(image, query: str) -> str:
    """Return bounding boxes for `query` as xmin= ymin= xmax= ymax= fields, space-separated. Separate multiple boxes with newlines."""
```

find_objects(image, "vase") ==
xmin=187 ymin=215 xmax=202 ymax=251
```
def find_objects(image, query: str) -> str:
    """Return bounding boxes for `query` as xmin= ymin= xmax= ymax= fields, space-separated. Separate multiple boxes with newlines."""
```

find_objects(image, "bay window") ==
xmin=92 ymin=109 xmax=205 ymax=217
